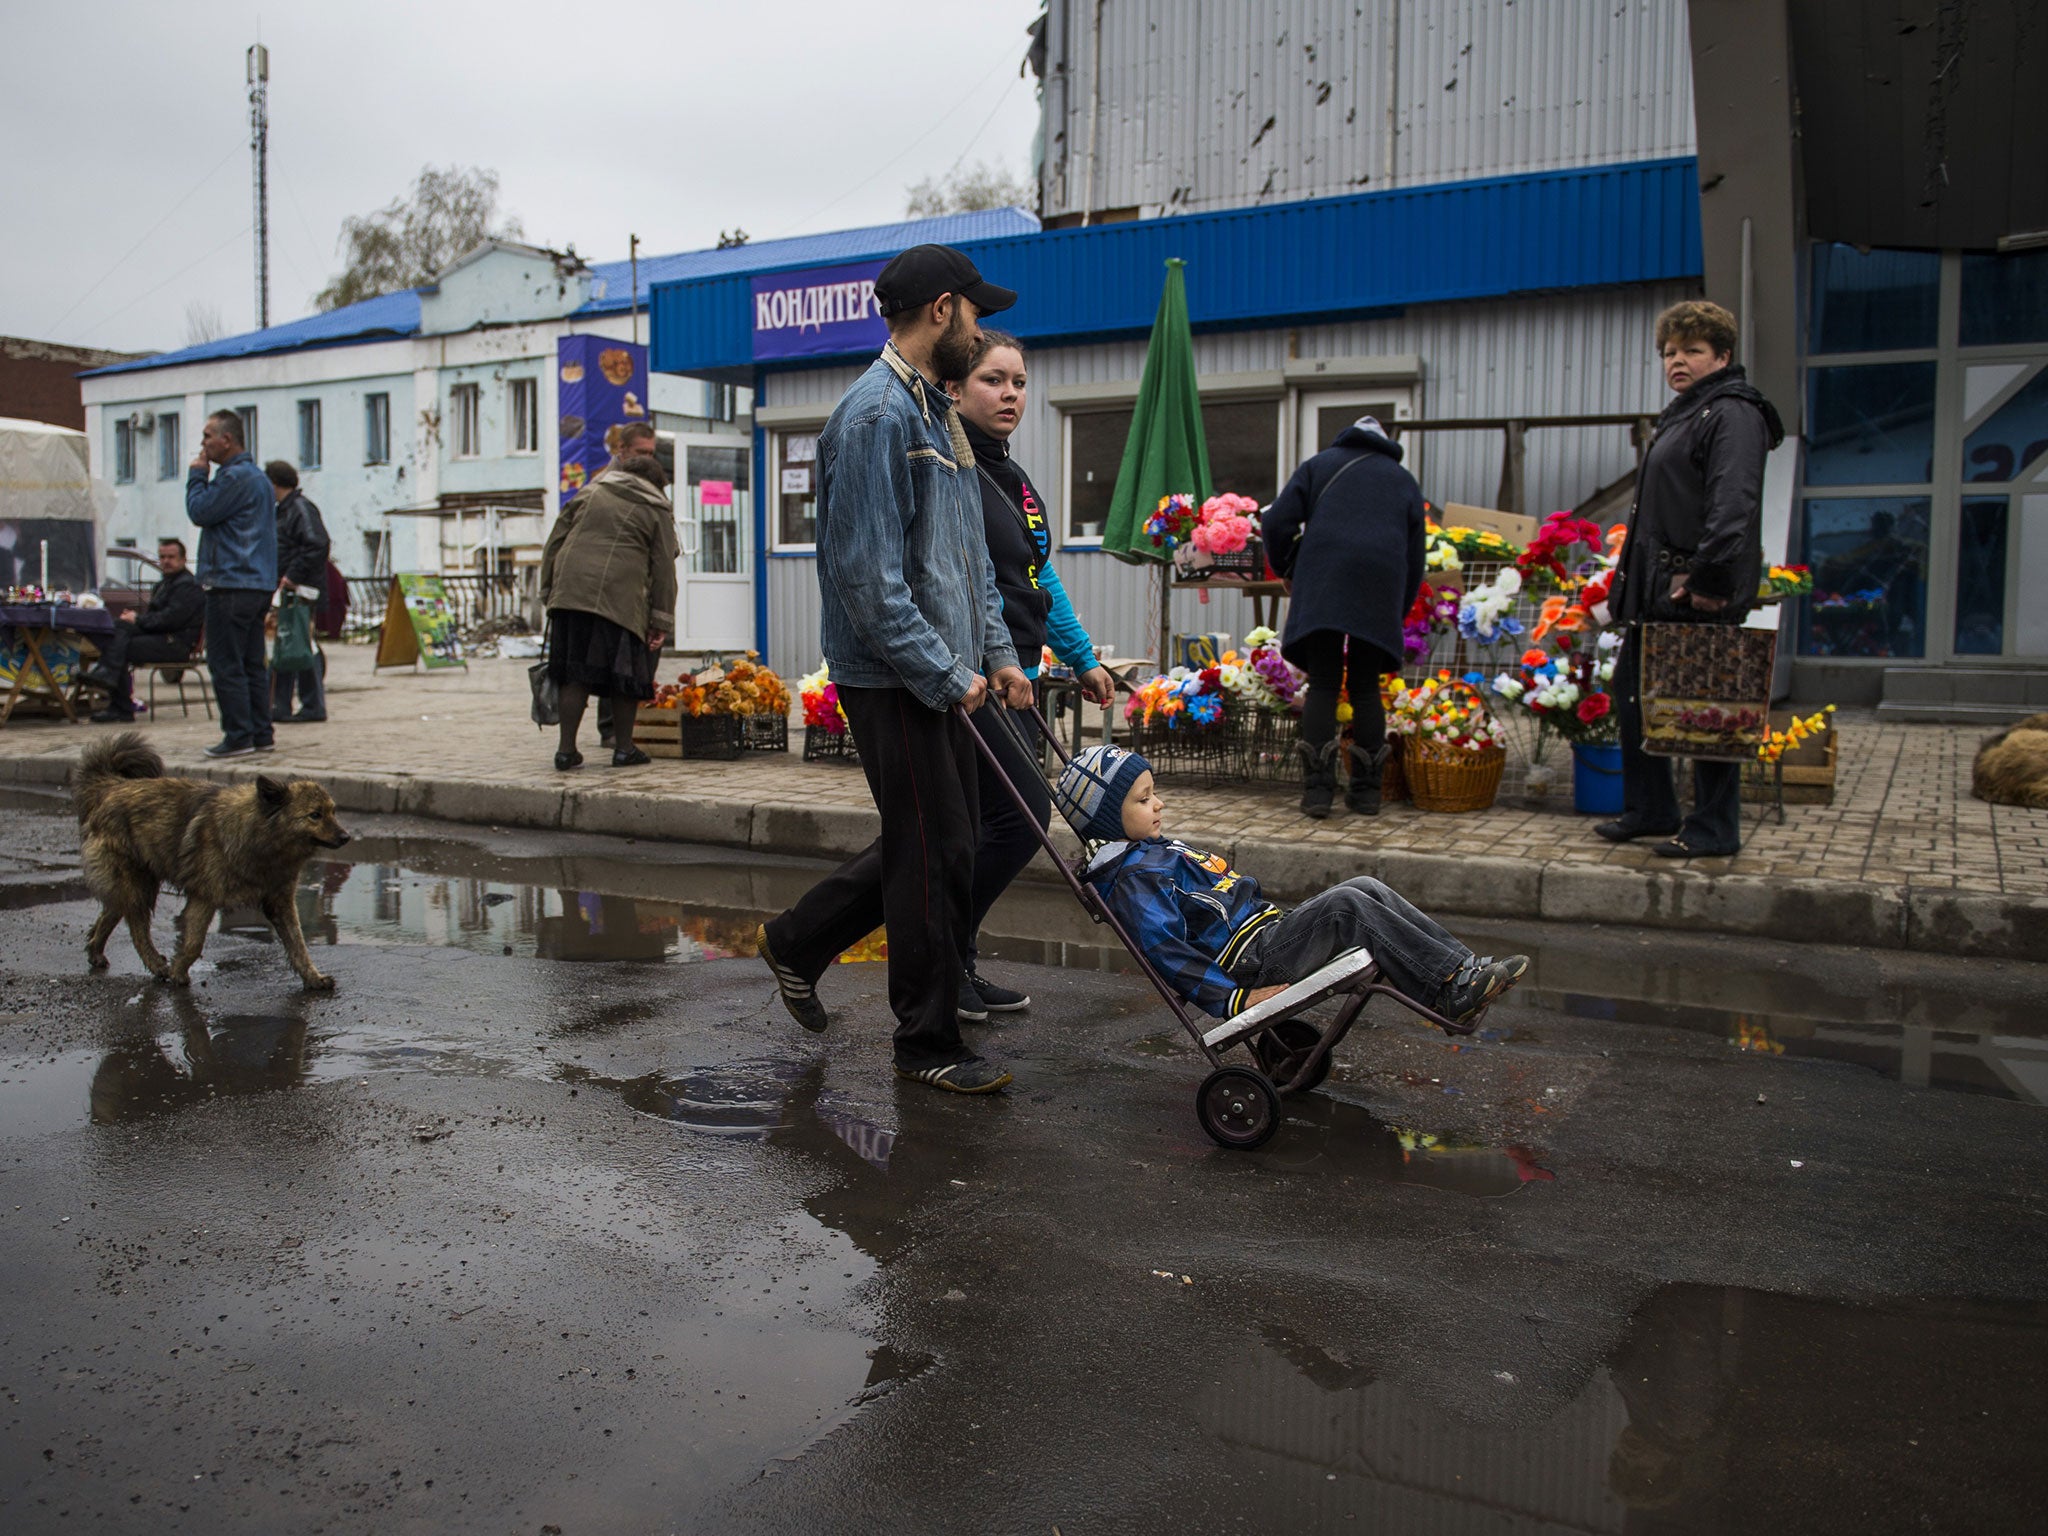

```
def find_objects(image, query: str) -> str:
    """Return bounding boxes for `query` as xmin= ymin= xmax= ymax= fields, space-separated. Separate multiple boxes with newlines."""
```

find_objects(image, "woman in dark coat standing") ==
xmin=1603 ymin=299 xmax=1785 ymax=858
xmin=1264 ymin=417 xmax=1427 ymax=818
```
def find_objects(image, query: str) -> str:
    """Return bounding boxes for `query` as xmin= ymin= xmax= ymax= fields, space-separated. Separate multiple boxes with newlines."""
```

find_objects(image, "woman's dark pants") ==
xmin=1292 ymin=631 xmax=1386 ymax=751
xmin=1616 ymin=628 xmax=1743 ymax=850
xmin=965 ymin=703 xmax=1051 ymax=965
xmin=761 ymin=684 xmax=978 ymax=1072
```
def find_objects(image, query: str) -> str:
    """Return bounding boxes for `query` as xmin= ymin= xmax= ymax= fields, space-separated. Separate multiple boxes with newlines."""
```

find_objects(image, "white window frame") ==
xmin=297 ymin=398 xmax=322 ymax=469
xmin=450 ymin=383 xmax=481 ymax=460
xmin=364 ymin=392 xmax=391 ymax=464
xmin=156 ymin=411 xmax=181 ymax=480
xmin=760 ymin=410 xmax=830 ymax=554
xmin=509 ymin=377 xmax=539 ymax=455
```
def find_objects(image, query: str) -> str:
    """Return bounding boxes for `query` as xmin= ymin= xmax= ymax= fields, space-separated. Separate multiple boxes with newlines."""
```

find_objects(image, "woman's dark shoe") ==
xmin=611 ymin=745 xmax=650 ymax=767
xmin=1296 ymin=740 xmax=1339 ymax=819
xmin=1594 ymin=816 xmax=1680 ymax=843
xmin=554 ymin=750 xmax=584 ymax=771
xmin=1346 ymin=742 xmax=1391 ymax=816
xmin=1652 ymin=835 xmax=1739 ymax=859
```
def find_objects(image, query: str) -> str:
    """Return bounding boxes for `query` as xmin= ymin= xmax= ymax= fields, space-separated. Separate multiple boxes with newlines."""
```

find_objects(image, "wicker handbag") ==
xmin=1401 ymin=736 xmax=1506 ymax=812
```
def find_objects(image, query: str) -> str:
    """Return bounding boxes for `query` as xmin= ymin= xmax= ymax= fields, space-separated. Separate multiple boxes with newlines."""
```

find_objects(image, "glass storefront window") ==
xmin=1800 ymin=497 xmax=1930 ymax=658
xmin=1064 ymin=408 xmax=1131 ymax=539
xmin=775 ymin=431 xmax=819 ymax=547
xmin=1809 ymin=244 xmax=1941 ymax=354
xmin=1063 ymin=398 xmax=1284 ymax=538
xmin=1954 ymin=497 xmax=2008 ymax=655
xmin=1961 ymin=247 xmax=2048 ymax=348
xmin=1804 ymin=362 xmax=1938 ymax=486
xmin=1962 ymin=364 xmax=2048 ymax=483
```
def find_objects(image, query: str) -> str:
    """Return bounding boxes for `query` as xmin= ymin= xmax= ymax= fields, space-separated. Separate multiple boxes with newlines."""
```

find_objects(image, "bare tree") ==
xmin=183 ymin=300 xmax=226 ymax=344
xmin=905 ymin=161 xmax=1032 ymax=218
xmin=316 ymin=165 xmax=525 ymax=311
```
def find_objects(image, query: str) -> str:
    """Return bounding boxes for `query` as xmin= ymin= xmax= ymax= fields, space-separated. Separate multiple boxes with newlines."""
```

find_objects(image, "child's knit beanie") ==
xmin=1053 ymin=744 xmax=1154 ymax=844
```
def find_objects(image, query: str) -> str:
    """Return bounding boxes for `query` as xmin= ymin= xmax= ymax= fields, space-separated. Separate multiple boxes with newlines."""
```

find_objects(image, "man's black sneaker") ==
xmin=895 ymin=1056 xmax=1013 ymax=1094
xmin=962 ymin=965 xmax=1029 ymax=1018
xmin=203 ymin=741 xmax=254 ymax=759
xmin=758 ymin=924 xmax=828 ymax=1033
xmin=1440 ymin=953 xmax=1532 ymax=1027
xmin=253 ymin=740 xmax=276 ymax=753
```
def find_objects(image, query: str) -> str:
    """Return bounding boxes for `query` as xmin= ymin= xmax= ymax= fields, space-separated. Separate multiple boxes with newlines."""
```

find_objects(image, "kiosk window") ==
xmin=775 ymin=431 xmax=821 ymax=548
xmin=1063 ymin=397 xmax=1283 ymax=540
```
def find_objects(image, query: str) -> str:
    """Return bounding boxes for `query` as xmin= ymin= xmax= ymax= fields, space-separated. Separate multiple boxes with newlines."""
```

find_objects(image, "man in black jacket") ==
xmin=86 ymin=537 xmax=205 ymax=722
xmin=1601 ymin=300 xmax=1785 ymax=859
xmin=266 ymin=461 xmax=331 ymax=723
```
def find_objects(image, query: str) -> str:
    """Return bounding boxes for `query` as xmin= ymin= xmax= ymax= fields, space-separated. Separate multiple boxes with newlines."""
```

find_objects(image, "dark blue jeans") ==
xmin=1233 ymin=876 xmax=1469 ymax=1011
xmin=204 ymin=588 xmax=272 ymax=748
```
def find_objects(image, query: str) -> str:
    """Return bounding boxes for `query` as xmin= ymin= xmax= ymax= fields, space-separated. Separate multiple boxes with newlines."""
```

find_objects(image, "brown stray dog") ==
xmin=72 ymin=733 xmax=352 ymax=990
xmin=1972 ymin=712 xmax=2048 ymax=810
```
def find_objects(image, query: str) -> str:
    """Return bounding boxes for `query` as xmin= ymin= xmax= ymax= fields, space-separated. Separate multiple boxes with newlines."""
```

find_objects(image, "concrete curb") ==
xmin=8 ymin=746 xmax=2046 ymax=961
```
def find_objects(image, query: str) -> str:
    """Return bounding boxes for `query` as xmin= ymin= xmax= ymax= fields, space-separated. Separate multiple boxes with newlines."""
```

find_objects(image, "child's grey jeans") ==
xmin=1230 ymin=876 xmax=1469 ymax=1008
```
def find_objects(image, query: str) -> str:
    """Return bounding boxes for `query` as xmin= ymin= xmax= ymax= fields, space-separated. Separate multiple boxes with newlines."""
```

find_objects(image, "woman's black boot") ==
xmin=1346 ymin=742 xmax=1391 ymax=815
xmin=1297 ymin=740 xmax=1340 ymax=819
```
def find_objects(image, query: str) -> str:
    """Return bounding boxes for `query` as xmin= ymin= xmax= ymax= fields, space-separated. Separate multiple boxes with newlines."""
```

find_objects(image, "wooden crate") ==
xmin=637 ymin=709 xmax=683 ymax=759
xmin=1742 ymin=713 xmax=1837 ymax=806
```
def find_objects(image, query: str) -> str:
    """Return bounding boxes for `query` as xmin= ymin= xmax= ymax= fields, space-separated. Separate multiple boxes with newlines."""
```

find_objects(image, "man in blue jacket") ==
xmin=757 ymin=245 xmax=1031 ymax=1095
xmin=186 ymin=409 xmax=278 ymax=758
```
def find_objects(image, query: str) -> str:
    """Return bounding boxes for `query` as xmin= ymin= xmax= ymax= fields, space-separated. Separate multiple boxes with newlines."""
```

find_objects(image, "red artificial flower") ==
xmin=1198 ymin=666 xmax=1222 ymax=688
xmin=1576 ymin=693 xmax=1611 ymax=724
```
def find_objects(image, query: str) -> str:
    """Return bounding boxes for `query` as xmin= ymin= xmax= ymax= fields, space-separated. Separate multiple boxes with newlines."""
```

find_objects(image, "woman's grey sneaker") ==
xmin=1440 ymin=953 xmax=1532 ymax=1026
xmin=895 ymin=1056 xmax=1013 ymax=1094
xmin=961 ymin=964 xmax=1029 ymax=1020
xmin=758 ymin=924 xmax=828 ymax=1033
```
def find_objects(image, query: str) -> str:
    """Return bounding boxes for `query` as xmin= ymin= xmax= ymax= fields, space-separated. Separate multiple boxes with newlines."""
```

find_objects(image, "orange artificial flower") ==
xmin=1605 ymin=524 xmax=1628 ymax=558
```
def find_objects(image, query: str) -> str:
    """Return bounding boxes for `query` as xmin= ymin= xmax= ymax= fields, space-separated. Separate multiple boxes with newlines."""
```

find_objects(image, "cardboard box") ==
xmin=1439 ymin=503 xmax=1542 ymax=547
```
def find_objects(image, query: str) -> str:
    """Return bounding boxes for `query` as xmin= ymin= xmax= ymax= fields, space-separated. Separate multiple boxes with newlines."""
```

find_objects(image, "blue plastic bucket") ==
xmin=1572 ymin=742 xmax=1624 ymax=815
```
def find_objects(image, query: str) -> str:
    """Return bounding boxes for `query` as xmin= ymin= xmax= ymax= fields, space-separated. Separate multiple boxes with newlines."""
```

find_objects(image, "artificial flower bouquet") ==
xmin=1490 ymin=632 xmax=1623 ymax=747
xmin=653 ymin=652 xmax=791 ymax=718
xmin=1145 ymin=493 xmax=1200 ymax=551
xmin=1423 ymin=520 xmax=1521 ymax=576
xmin=798 ymin=662 xmax=859 ymax=763
xmin=1515 ymin=510 xmax=1608 ymax=590
xmin=1171 ymin=493 xmax=1268 ymax=579
xmin=1402 ymin=581 xmax=1466 ymax=663
xmin=1756 ymin=703 xmax=1835 ymax=763
xmin=1387 ymin=671 xmax=1508 ymax=811
xmin=1457 ymin=567 xmax=1526 ymax=647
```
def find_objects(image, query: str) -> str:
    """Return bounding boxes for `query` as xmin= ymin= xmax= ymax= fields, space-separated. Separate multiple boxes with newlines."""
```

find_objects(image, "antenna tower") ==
xmin=247 ymin=43 xmax=270 ymax=329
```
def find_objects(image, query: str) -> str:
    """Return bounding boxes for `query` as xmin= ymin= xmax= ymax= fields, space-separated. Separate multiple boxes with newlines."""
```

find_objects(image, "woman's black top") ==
xmin=964 ymin=418 xmax=1054 ymax=665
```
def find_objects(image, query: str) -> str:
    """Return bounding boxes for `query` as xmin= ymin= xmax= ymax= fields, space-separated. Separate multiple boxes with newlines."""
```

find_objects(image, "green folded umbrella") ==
xmin=1101 ymin=258 xmax=1212 ymax=565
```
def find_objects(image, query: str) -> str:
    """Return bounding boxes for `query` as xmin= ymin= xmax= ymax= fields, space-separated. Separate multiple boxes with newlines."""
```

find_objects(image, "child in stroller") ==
xmin=1054 ymin=744 xmax=1530 ymax=1029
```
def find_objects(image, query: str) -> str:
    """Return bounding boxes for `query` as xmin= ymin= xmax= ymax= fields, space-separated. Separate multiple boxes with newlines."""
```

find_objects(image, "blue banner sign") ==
xmin=557 ymin=335 xmax=649 ymax=498
xmin=751 ymin=260 xmax=889 ymax=362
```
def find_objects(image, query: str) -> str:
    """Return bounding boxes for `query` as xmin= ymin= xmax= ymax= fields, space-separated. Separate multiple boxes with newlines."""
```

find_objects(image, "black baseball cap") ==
xmin=873 ymin=244 xmax=1016 ymax=318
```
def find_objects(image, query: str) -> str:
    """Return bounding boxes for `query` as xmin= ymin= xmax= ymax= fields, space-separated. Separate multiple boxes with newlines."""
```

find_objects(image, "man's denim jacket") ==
xmin=185 ymin=452 xmax=279 ymax=591
xmin=816 ymin=343 xmax=1019 ymax=709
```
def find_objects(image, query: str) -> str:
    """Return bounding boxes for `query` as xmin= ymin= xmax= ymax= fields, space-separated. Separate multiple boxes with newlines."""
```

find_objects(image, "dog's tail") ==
xmin=71 ymin=731 xmax=164 ymax=822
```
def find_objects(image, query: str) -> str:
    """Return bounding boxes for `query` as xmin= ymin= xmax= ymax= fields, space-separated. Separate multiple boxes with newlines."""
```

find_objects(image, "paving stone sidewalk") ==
xmin=2 ymin=645 xmax=2043 ymax=956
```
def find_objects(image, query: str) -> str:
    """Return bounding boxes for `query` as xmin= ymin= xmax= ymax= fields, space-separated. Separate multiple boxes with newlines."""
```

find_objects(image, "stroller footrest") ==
xmin=1201 ymin=948 xmax=1379 ymax=1052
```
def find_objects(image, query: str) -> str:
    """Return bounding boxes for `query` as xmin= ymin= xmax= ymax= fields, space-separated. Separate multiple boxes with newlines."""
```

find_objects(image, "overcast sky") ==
xmin=2 ymin=1 xmax=1045 ymax=354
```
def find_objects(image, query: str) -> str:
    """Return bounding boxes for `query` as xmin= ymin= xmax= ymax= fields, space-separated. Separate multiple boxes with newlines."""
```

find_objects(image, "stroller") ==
xmin=962 ymin=701 xmax=1475 ymax=1152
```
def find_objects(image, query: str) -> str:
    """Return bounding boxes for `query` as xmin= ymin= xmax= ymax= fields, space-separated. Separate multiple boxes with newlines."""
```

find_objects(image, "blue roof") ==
xmin=80 ymin=206 xmax=1041 ymax=378
xmin=576 ymin=206 xmax=1039 ymax=315
xmin=82 ymin=288 xmax=424 ymax=377
xmin=651 ymin=158 xmax=1704 ymax=382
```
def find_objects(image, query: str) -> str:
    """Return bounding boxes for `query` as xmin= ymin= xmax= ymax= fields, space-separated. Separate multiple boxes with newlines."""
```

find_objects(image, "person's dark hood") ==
xmin=1660 ymin=363 xmax=1786 ymax=449
xmin=1332 ymin=420 xmax=1405 ymax=461
xmin=962 ymin=417 xmax=1010 ymax=467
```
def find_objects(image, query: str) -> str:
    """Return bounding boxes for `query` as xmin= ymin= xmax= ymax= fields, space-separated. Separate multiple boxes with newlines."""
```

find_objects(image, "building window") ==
xmin=1803 ymin=362 xmax=1938 ymax=487
xmin=365 ymin=393 xmax=391 ymax=464
xmin=234 ymin=405 xmax=258 ymax=460
xmin=1960 ymin=247 xmax=2048 ymax=348
xmin=157 ymin=412 xmax=180 ymax=479
xmin=509 ymin=378 xmax=538 ymax=454
xmin=1799 ymin=496 xmax=1930 ymax=659
xmin=297 ymin=399 xmax=322 ymax=469
xmin=773 ymin=430 xmax=821 ymax=548
xmin=113 ymin=418 xmax=135 ymax=483
xmin=450 ymin=383 xmax=481 ymax=459
xmin=1808 ymin=245 xmax=1941 ymax=355
xmin=1060 ymin=397 xmax=1284 ymax=540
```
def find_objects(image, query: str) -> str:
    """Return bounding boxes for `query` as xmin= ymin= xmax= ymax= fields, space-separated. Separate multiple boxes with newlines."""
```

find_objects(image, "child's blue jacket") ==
xmin=1081 ymin=837 xmax=1281 ymax=1018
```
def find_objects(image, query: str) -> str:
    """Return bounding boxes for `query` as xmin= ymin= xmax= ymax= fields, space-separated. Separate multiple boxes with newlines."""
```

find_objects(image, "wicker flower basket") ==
xmin=1401 ymin=736 xmax=1505 ymax=813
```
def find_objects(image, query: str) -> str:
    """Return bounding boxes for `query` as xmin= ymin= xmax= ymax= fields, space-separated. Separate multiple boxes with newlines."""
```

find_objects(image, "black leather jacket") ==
xmin=1613 ymin=365 xmax=1785 ymax=625
xmin=275 ymin=490 xmax=332 ymax=589
xmin=137 ymin=567 xmax=205 ymax=650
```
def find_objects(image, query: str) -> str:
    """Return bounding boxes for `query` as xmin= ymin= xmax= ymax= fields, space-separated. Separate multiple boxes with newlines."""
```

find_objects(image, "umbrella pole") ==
xmin=1154 ymin=561 xmax=1171 ymax=670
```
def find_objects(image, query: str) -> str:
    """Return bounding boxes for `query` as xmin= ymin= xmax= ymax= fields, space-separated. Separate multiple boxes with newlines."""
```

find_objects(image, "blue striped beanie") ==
xmin=1053 ymin=744 xmax=1154 ymax=843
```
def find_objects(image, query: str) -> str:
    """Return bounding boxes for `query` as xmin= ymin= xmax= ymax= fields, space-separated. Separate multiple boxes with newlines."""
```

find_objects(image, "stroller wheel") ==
xmin=1196 ymin=1066 xmax=1280 ymax=1150
xmin=1253 ymin=1019 xmax=1332 ymax=1094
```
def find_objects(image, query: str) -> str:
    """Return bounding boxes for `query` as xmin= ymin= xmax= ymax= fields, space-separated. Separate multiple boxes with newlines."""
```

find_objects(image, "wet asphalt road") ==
xmin=2 ymin=792 xmax=2046 ymax=1535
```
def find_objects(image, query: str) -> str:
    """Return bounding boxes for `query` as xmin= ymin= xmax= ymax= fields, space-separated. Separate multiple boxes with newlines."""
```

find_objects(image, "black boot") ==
xmin=1346 ymin=742 xmax=1391 ymax=816
xmin=1296 ymin=739 xmax=1339 ymax=819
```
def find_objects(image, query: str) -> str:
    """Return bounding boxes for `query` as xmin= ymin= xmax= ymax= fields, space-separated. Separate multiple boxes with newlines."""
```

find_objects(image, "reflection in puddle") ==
xmin=1205 ymin=1285 xmax=2048 ymax=1534
xmin=1266 ymin=1093 xmax=1553 ymax=1197
xmin=89 ymin=1013 xmax=310 ymax=1123
xmin=566 ymin=1057 xmax=899 ymax=1172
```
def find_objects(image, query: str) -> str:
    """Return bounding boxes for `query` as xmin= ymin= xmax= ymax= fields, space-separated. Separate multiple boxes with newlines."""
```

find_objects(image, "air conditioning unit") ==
xmin=128 ymin=410 xmax=156 ymax=433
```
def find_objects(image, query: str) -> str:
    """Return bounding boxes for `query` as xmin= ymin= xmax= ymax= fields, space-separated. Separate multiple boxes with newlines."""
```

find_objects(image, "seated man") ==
xmin=1053 ymin=744 xmax=1529 ymax=1026
xmin=86 ymin=537 xmax=205 ymax=723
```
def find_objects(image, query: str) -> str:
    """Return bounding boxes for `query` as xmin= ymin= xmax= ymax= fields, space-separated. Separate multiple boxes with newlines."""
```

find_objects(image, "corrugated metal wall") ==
xmin=755 ymin=282 xmax=1691 ymax=673
xmin=1041 ymin=0 xmax=1697 ymax=220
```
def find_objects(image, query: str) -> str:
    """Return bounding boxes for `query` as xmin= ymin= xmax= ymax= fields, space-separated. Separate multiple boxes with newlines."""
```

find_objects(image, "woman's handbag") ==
xmin=272 ymin=594 xmax=316 ymax=674
xmin=529 ymin=622 xmax=559 ymax=728
xmin=1637 ymin=622 xmax=1776 ymax=760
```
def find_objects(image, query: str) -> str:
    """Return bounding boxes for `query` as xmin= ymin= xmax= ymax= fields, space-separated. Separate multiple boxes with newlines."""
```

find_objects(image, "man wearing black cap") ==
xmin=757 ymin=244 xmax=1032 ymax=1095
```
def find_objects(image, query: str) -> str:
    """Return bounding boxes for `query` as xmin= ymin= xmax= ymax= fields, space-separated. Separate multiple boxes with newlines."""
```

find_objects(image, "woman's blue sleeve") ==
xmin=1039 ymin=556 xmax=1098 ymax=672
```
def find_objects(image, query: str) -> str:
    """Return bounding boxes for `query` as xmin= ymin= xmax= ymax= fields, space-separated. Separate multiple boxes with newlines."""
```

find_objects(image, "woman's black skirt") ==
xmin=546 ymin=608 xmax=656 ymax=700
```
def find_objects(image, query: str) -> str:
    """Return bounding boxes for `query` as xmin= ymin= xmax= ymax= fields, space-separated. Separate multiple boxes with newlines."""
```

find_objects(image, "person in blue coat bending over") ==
xmin=1054 ymin=744 xmax=1529 ymax=1027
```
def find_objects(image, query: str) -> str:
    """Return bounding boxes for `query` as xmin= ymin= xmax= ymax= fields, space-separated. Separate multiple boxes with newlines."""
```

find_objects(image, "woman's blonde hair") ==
xmin=1655 ymin=300 xmax=1739 ymax=358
